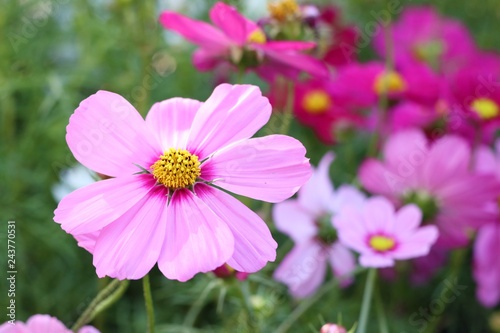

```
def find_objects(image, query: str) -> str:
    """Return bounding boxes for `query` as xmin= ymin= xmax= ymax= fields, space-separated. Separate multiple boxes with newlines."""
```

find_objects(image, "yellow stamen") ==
xmin=369 ymin=235 xmax=396 ymax=252
xmin=302 ymin=90 xmax=331 ymax=114
xmin=471 ymin=98 xmax=500 ymax=120
xmin=247 ymin=29 xmax=267 ymax=44
xmin=373 ymin=71 xmax=407 ymax=95
xmin=150 ymin=148 xmax=201 ymax=189
xmin=268 ymin=0 xmax=300 ymax=22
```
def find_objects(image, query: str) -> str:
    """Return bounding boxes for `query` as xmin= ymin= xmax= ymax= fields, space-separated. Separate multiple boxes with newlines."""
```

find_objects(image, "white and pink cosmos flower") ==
xmin=273 ymin=153 xmax=365 ymax=298
xmin=54 ymin=84 xmax=312 ymax=282
xmin=334 ymin=196 xmax=439 ymax=267
xmin=0 ymin=315 xmax=98 ymax=333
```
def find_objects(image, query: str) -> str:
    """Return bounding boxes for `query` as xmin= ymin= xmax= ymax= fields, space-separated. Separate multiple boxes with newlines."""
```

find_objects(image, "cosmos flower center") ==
xmin=150 ymin=148 xmax=201 ymax=189
xmin=268 ymin=0 xmax=300 ymax=22
xmin=247 ymin=29 xmax=267 ymax=44
xmin=471 ymin=98 xmax=499 ymax=120
xmin=369 ymin=235 xmax=396 ymax=252
xmin=302 ymin=90 xmax=331 ymax=114
xmin=374 ymin=71 xmax=407 ymax=95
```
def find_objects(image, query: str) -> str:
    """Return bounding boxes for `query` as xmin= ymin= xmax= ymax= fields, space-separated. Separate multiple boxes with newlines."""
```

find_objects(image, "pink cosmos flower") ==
xmin=373 ymin=6 xmax=477 ymax=74
xmin=159 ymin=2 xmax=328 ymax=81
xmin=0 ymin=315 xmax=99 ymax=333
xmin=273 ymin=153 xmax=365 ymax=298
xmin=472 ymin=142 xmax=500 ymax=307
xmin=388 ymin=101 xmax=444 ymax=134
xmin=445 ymin=52 xmax=500 ymax=144
xmin=334 ymin=196 xmax=438 ymax=267
xmin=269 ymin=78 xmax=364 ymax=144
xmin=359 ymin=129 xmax=500 ymax=248
xmin=335 ymin=61 xmax=444 ymax=108
xmin=54 ymin=84 xmax=312 ymax=281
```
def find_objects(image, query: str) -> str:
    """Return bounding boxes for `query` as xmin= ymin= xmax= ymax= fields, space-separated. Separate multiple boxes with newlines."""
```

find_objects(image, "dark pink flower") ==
xmin=159 ymin=2 xmax=328 ymax=80
xmin=373 ymin=6 xmax=477 ymax=74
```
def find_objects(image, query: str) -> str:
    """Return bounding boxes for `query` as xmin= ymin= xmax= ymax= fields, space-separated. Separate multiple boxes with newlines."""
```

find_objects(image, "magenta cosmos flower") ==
xmin=373 ymin=6 xmax=476 ymax=74
xmin=273 ymin=153 xmax=365 ymax=298
xmin=54 ymin=84 xmax=312 ymax=281
xmin=359 ymin=129 xmax=500 ymax=248
xmin=0 ymin=315 xmax=98 ymax=333
xmin=159 ymin=2 xmax=328 ymax=81
xmin=472 ymin=142 xmax=500 ymax=307
xmin=334 ymin=196 xmax=438 ymax=267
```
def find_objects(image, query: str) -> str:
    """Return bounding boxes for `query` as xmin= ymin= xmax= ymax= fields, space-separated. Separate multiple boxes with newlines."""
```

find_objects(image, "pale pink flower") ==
xmin=359 ymin=129 xmax=500 ymax=248
xmin=334 ymin=196 xmax=438 ymax=267
xmin=54 ymin=84 xmax=311 ymax=281
xmin=0 ymin=315 xmax=99 ymax=333
xmin=159 ymin=2 xmax=328 ymax=81
xmin=472 ymin=141 xmax=500 ymax=307
xmin=273 ymin=153 xmax=364 ymax=298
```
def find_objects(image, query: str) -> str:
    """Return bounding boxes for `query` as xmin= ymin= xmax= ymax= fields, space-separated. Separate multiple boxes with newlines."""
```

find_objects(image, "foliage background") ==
xmin=1 ymin=0 xmax=500 ymax=332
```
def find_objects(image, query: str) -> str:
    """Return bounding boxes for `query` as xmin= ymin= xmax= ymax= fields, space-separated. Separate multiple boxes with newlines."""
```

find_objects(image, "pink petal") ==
xmin=359 ymin=254 xmax=395 ymax=268
xmin=298 ymin=152 xmax=335 ymax=215
xmin=273 ymin=241 xmax=327 ymax=298
xmin=474 ymin=145 xmax=498 ymax=175
xmin=382 ymin=129 xmax=428 ymax=184
xmin=263 ymin=41 xmax=316 ymax=51
xmin=334 ymin=207 xmax=370 ymax=254
xmin=194 ymin=184 xmax=277 ymax=273
xmin=361 ymin=196 xmax=396 ymax=233
xmin=74 ymin=231 xmax=100 ymax=253
xmin=263 ymin=50 xmax=329 ymax=78
xmin=145 ymin=97 xmax=202 ymax=151
xmin=25 ymin=315 xmax=70 ymax=332
xmin=329 ymin=242 xmax=356 ymax=278
xmin=93 ymin=188 xmax=168 ymax=280
xmin=201 ymin=135 xmax=311 ymax=203
xmin=393 ymin=204 xmax=423 ymax=237
xmin=187 ymin=84 xmax=271 ymax=159
xmin=422 ymin=135 xmax=471 ymax=191
xmin=193 ymin=48 xmax=222 ymax=71
xmin=79 ymin=327 xmax=101 ymax=333
xmin=159 ymin=11 xmax=230 ymax=51
xmin=66 ymin=91 xmax=159 ymax=177
xmin=54 ymin=174 xmax=156 ymax=235
xmin=209 ymin=2 xmax=248 ymax=45
xmin=392 ymin=225 xmax=439 ymax=260
xmin=158 ymin=189 xmax=234 ymax=282
xmin=331 ymin=185 xmax=366 ymax=213
xmin=273 ymin=200 xmax=317 ymax=243
xmin=358 ymin=159 xmax=404 ymax=198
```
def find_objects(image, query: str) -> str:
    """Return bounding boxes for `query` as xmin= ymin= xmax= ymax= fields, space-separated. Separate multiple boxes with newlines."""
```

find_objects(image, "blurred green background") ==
xmin=1 ymin=0 xmax=500 ymax=332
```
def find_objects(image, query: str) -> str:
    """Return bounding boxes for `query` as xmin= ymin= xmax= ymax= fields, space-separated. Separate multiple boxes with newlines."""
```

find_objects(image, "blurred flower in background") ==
xmin=0 ymin=314 xmax=99 ymax=333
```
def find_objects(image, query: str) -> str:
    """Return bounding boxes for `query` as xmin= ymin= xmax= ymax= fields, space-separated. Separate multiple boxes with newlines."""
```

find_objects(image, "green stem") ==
xmin=143 ymin=274 xmax=155 ymax=333
xmin=375 ymin=287 xmax=389 ymax=333
xmin=184 ymin=279 xmax=220 ymax=327
xmin=238 ymin=279 xmax=257 ymax=329
xmin=357 ymin=268 xmax=377 ymax=333
xmin=276 ymin=267 xmax=365 ymax=333
xmin=71 ymin=279 xmax=129 ymax=332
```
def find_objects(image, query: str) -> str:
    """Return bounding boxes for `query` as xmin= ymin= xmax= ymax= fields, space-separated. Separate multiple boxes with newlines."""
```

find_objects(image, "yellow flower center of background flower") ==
xmin=302 ymin=90 xmax=331 ymax=114
xmin=247 ymin=29 xmax=267 ymax=44
xmin=369 ymin=235 xmax=396 ymax=252
xmin=374 ymin=71 xmax=407 ymax=95
xmin=151 ymin=148 xmax=201 ymax=189
xmin=268 ymin=0 xmax=300 ymax=22
xmin=471 ymin=98 xmax=500 ymax=120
